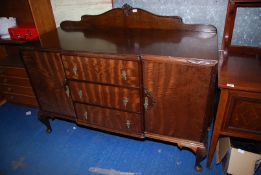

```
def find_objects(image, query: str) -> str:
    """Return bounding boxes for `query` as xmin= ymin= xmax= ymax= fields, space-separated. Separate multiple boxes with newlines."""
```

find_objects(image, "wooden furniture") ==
xmin=207 ymin=0 xmax=261 ymax=167
xmin=0 ymin=0 xmax=56 ymax=107
xmin=21 ymin=5 xmax=218 ymax=171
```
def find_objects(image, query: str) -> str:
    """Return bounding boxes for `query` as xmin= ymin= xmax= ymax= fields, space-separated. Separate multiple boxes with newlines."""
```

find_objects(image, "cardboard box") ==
xmin=216 ymin=137 xmax=261 ymax=175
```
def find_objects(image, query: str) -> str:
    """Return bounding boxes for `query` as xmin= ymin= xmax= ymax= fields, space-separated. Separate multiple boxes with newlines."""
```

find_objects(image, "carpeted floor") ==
xmin=0 ymin=103 xmax=223 ymax=175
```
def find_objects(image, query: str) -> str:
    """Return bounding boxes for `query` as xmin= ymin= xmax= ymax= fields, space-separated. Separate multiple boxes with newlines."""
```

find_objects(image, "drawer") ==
xmin=0 ymin=76 xmax=31 ymax=87
xmin=62 ymin=54 xmax=140 ymax=87
xmin=70 ymin=81 xmax=141 ymax=113
xmin=222 ymin=90 xmax=261 ymax=135
xmin=3 ymin=93 xmax=38 ymax=107
xmin=75 ymin=103 xmax=142 ymax=136
xmin=0 ymin=66 xmax=28 ymax=78
xmin=0 ymin=84 xmax=35 ymax=96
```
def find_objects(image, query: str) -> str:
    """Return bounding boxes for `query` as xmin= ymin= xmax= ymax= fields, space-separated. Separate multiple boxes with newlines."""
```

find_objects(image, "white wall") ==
xmin=50 ymin=0 xmax=112 ymax=26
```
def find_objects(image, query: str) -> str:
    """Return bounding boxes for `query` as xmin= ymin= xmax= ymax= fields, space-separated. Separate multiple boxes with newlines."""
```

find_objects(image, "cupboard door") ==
xmin=143 ymin=55 xmax=217 ymax=142
xmin=22 ymin=51 xmax=75 ymax=118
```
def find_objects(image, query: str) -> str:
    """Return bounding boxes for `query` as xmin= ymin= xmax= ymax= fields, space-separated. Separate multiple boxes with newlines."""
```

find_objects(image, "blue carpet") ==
xmin=0 ymin=103 xmax=223 ymax=175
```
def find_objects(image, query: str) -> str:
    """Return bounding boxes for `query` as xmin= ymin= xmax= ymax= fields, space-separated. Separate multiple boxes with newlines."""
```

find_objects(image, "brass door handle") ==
xmin=65 ymin=85 xmax=70 ymax=98
xmin=144 ymin=88 xmax=156 ymax=112
xmin=144 ymin=97 xmax=149 ymax=111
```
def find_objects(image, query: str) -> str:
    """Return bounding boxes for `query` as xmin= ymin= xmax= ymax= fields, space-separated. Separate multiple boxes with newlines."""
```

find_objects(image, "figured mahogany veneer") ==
xmin=21 ymin=4 xmax=218 ymax=172
xmin=62 ymin=54 xmax=140 ymax=88
xmin=22 ymin=51 xmax=75 ymax=117
xmin=207 ymin=0 xmax=261 ymax=167
xmin=75 ymin=103 xmax=143 ymax=137
xmin=70 ymin=82 xmax=141 ymax=113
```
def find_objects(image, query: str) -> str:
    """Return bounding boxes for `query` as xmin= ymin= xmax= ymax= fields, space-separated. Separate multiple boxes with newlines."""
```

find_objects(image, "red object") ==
xmin=8 ymin=25 xmax=38 ymax=40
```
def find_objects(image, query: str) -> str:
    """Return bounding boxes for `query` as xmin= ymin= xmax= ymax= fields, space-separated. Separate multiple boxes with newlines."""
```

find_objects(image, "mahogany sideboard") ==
xmin=21 ymin=5 xmax=218 ymax=171
xmin=207 ymin=0 xmax=261 ymax=167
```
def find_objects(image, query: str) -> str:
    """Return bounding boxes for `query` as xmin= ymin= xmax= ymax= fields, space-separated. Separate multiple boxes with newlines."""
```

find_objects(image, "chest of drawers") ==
xmin=21 ymin=5 xmax=218 ymax=172
xmin=0 ymin=66 xmax=38 ymax=106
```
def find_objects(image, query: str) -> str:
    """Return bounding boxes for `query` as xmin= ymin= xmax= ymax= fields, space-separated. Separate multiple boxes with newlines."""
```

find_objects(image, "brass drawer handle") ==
xmin=73 ymin=64 xmax=78 ymax=76
xmin=84 ymin=111 xmax=88 ymax=120
xmin=78 ymin=90 xmax=83 ymax=99
xmin=121 ymin=69 xmax=127 ymax=80
xmin=65 ymin=85 xmax=70 ymax=97
xmin=126 ymin=120 xmax=131 ymax=129
xmin=122 ymin=97 xmax=129 ymax=108
xmin=144 ymin=97 xmax=149 ymax=111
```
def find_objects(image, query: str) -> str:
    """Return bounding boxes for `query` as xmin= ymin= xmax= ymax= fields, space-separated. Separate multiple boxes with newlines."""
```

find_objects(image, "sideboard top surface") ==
xmin=26 ymin=27 xmax=218 ymax=60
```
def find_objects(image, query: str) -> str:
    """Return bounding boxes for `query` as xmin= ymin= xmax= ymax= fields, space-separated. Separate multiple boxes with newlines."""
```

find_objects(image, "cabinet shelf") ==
xmin=0 ymin=39 xmax=27 ymax=46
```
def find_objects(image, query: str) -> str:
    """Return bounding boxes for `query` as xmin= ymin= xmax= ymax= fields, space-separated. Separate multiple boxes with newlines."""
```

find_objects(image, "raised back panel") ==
xmin=60 ymin=4 xmax=217 ymax=33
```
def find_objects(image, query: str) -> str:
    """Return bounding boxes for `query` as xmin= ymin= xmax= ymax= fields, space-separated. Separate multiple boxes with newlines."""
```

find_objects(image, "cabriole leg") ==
xmin=38 ymin=111 xmax=52 ymax=133
xmin=194 ymin=147 xmax=207 ymax=172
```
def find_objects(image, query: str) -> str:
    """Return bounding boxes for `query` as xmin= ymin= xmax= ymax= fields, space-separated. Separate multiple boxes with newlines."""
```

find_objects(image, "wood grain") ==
xmin=143 ymin=55 xmax=217 ymax=142
xmin=22 ymin=51 xmax=75 ymax=117
xmin=62 ymin=54 xmax=140 ymax=88
xmin=75 ymin=103 xmax=142 ymax=136
xmin=70 ymin=81 xmax=140 ymax=113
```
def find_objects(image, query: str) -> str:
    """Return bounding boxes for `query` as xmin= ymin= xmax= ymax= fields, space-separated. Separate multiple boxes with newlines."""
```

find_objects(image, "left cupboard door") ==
xmin=22 ymin=51 xmax=75 ymax=119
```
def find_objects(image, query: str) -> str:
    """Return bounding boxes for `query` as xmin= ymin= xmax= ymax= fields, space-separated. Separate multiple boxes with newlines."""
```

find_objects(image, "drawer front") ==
xmin=75 ymin=103 xmax=142 ymax=136
xmin=3 ymin=93 xmax=38 ymax=107
xmin=0 ymin=84 xmax=35 ymax=96
xmin=223 ymin=91 xmax=261 ymax=135
xmin=0 ymin=66 xmax=28 ymax=78
xmin=62 ymin=55 xmax=140 ymax=87
xmin=70 ymin=81 xmax=141 ymax=113
xmin=0 ymin=76 xmax=31 ymax=87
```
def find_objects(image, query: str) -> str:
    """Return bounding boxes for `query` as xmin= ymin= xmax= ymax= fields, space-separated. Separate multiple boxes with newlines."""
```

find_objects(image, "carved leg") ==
xmin=38 ymin=111 xmax=52 ymax=133
xmin=194 ymin=147 xmax=207 ymax=172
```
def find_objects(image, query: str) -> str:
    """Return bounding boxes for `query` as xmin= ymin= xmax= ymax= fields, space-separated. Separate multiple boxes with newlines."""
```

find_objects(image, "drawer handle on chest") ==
xmin=126 ymin=120 xmax=131 ymax=129
xmin=3 ymin=78 xmax=8 ymax=83
xmin=7 ymin=87 xmax=12 ymax=92
xmin=0 ymin=69 xmax=5 ymax=75
xmin=121 ymin=69 xmax=127 ymax=80
xmin=122 ymin=97 xmax=129 ymax=108
xmin=78 ymin=90 xmax=83 ymax=99
xmin=73 ymin=65 xmax=78 ymax=76
xmin=84 ymin=111 xmax=88 ymax=120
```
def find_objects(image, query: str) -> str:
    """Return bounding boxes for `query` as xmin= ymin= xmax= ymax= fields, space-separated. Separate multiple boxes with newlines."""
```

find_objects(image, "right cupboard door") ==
xmin=143 ymin=55 xmax=217 ymax=142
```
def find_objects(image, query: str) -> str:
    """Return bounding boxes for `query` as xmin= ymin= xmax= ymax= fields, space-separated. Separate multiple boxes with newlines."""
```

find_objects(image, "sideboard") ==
xmin=21 ymin=4 xmax=218 ymax=171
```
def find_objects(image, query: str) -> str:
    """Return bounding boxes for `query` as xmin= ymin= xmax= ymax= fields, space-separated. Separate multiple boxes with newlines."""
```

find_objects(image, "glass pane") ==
xmin=231 ymin=7 xmax=261 ymax=47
